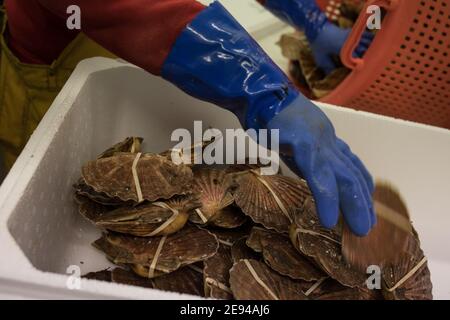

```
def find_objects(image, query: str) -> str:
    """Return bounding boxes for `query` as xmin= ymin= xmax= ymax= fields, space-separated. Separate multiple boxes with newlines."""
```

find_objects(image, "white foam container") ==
xmin=0 ymin=57 xmax=449 ymax=300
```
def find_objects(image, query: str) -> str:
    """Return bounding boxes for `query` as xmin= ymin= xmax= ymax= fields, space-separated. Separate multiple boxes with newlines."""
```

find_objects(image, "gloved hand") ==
xmin=259 ymin=0 xmax=373 ymax=74
xmin=311 ymin=23 xmax=374 ymax=74
xmin=267 ymin=95 xmax=376 ymax=235
xmin=162 ymin=1 xmax=375 ymax=235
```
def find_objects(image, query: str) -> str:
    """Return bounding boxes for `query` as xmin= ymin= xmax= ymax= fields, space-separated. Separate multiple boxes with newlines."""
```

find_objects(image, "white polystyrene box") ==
xmin=0 ymin=58 xmax=449 ymax=299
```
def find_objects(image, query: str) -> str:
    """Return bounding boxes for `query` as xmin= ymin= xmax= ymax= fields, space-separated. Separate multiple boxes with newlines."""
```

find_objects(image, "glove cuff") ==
xmin=162 ymin=1 xmax=299 ymax=130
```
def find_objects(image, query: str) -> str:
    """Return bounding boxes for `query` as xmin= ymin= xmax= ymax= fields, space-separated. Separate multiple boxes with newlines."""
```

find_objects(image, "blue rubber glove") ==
xmin=267 ymin=96 xmax=376 ymax=235
xmin=162 ymin=1 xmax=375 ymax=235
xmin=311 ymin=23 xmax=374 ymax=74
xmin=261 ymin=0 xmax=373 ymax=74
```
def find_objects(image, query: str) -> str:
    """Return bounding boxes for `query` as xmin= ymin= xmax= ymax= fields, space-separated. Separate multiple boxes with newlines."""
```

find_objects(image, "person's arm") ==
xmin=256 ymin=0 xmax=373 ymax=74
xmin=34 ymin=0 xmax=204 ymax=74
xmin=37 ymin=0 xmax=375 ymax=235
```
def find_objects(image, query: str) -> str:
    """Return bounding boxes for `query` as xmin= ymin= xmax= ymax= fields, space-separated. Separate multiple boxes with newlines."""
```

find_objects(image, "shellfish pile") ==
xmin=78 ymin=137 xmax=432 ymax=300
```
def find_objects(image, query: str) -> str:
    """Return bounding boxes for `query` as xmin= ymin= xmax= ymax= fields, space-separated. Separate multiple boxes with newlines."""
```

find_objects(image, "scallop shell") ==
xmin=382 ymin=236 xmax=433 ymax=300
xmin=305 ymin=278 xmax=382 ymax=300
xmin=189 ymin=168 xmax=236 ymax=226
xmin=247 ymin=227 xmax=324 ymax=281
xmin=84 ymin=194 xmax=200 ymax=237
xmin=93 ymin=225 xmax=218 ymax=278
xmin=151 ymin=266 xmax=204 ymax=297
xmin=97 ymin=137 xmax=143 ymax=159
xmin=111 ymin=268 xmax=153 ymax=289
xmin=229 ymin=259 xmax=308 ymax=300
xmin=204 ymin=244 xmax=234 ymax=300
xmin=112 ymin=267 xmax=204 ymax=296
xmin=74 ymin=179 xmax=126 ymax=206
xmin=82 ymin=269 xmax=113 ymax=282
xmin=229 ymin=170 xmax=311 ymax=233
xmin=82 ymin=153 xmax=193 ymax=202
xmin=207 ymin=223 xmax=254 ymax=247
xmin=290 ymin=198 xmax=366 ymax=288
xmin=208 ymin=205 xmax=247 ymax=229
xmin=75 ymin=194 xmax=116 ymax=223
xmin=231 ymin=237 xmax=260 ymax=263
xmin=342 ymin=183 xmax=412 ymax=273
xmin=159 ymin=137 xmax=217 ymax=165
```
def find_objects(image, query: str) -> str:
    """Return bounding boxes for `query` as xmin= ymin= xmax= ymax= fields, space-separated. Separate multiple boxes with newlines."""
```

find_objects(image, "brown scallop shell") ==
xmin=159 ymin=137 xmax=218 ymax=166
xmin=231 ymin=237 xmax=261 ymax=263
xmin=97 ymin=137 xmax=143 ymax=159
xmin=204 ymin=244 xmax=234 ymax=300
xmin=74 ymin=179 xmax=127 ymax=206
xmin=151 ymin=266 xmax=205 ymax=297
xmin=207 ymin=205 xmax=247 ymax=229
xmin=247 ymin=227 xmax=324 ymax=281
xmin=82 ymin=153 xmax=193 ymax=202
xmin=305 ymin=278 xmax=382 ymax=300
xmin=85 ymin=195 xmax=200 ymax=236
xmin=93 ymin=225 xmax=219 ymax=278
xmin=290 ymin=199 xmax=366 ymax=288
xmin=111 ymin=268 xmax=154 ymax=289
xmin=76 ymin=194 xmax=116 ymax=223
xmin=229 ymin=170 xmax=311 ymax=233
xmin=82 ymin=269 xmax=113 ymax=282
xmin=342 ymin=183 xmax=412 ymax=273
xmin=207 ymin=223 xmax=254 ymax=247
xmin=112 ymin=267 xmax=204 ymax=296
xmin=189 ymin=168 xmax=236 ymax=225
xmin=382 ymin=236 xmax=433 ymax=300
xmin=229 ymin=259 xmax=308 ymax=300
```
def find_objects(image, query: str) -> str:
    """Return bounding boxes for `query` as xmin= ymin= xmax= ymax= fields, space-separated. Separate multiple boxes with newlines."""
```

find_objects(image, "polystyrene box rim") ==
xmin=1 ymin=58 xmax=449 ymax=300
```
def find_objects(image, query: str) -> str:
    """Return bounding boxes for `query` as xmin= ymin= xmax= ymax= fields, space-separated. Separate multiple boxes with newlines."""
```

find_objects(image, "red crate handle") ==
xmin=340 ymin=0 xmax=400 ymax=70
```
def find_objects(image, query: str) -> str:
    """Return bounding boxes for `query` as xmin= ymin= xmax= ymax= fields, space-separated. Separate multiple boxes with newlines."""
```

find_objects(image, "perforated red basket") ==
xmin=315 ymin=0 xmax=450 ymax=129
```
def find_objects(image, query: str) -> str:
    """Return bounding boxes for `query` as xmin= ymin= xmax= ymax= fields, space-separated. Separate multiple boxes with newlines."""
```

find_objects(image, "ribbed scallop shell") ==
xmin=82 ymin=153 xmax=193 ymax=202
xmin=290 ymin=199 xmax=366 ymax=288
xmin=97 ymin=137 xmax=143 ymax=159
xmin=111 ymin=267 xmax=204 ymax=297
xmin=151 ymin=267 xmax=205 ymax=297
xmin=208 ymin=205 xmax=247 ymax=229
xmin=231 ymin=237 xmax=260 ymax=263
xmin=159 ymin=138 xmax=216 ymax=166
xmin=74 ymin=179 xmax=126 ymax=206
xmin=208 ymin=223 xmax=254 ymax=247
xmin=230 ymin=170 xmax=311 ymax=233
xmin=189 ymin=168 xmax=236 ymax=225
xmin=75 ymin=194 xmax=116 ymax=223
xmin=77 ymin=194 xmax=200 ymax=236
xmin=93 ymin=225 xmax=218 ymax=278
xmin=307 ymin=278 xmax=382 ymax=300
xmin=204 ymin=244 xmax=234 ymax=300
xmin=229 ymin=259 xmax=308 ymax=300
xmin=382 ymin=236 xmax=433 ymax=300
xmin=247 ymin=227 xmax=324 ymax=281
xmin=342 ymin=183 xmax=412 ymax=273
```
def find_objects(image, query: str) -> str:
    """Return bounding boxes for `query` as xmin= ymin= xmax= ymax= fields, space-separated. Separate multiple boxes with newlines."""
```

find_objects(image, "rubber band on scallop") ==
xmin=132 ymin=152 xmax=144 ymax=203
xmin=251 ymin=169 xmax=291 ymax=220
xmin=148 ymin=236 xmax=167 ymax=278
xmin=243 ymin=259 xmax=279 ymax=300
xmin=146 ymin=202 xmax=179 ymax=236
xmin=387 ymin=257 xmax=427 ymax=292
